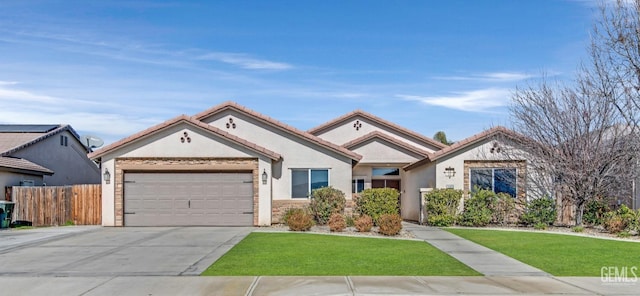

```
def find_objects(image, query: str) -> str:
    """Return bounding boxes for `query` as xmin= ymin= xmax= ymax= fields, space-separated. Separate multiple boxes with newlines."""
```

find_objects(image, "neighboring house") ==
xmin=0 ymin=124 xmax=100 ymax=190
xmin=90 ymin=102 xmax=528 ymax=227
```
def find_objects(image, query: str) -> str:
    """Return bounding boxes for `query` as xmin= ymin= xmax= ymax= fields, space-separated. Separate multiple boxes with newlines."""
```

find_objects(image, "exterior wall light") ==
xmin=104 ymin=168 xmax=111 ymax=184
xmin=444 ymin=166 xmax=456 ymax=179
xmin=262 ymin=169 xmax=268 ymax=185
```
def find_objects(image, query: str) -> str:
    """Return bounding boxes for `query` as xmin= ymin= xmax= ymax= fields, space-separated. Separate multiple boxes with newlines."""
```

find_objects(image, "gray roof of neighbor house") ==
xmin=0 ymin=124 xmax=87 ymax=156
xmin=0 ymin=124 xmax=88 ymax=175
xmin=0 ymin=156 xmax=54 ymax=175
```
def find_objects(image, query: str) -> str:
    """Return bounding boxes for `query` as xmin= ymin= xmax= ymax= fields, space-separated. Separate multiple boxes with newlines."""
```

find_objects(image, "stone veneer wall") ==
xmin=114 ymin=157 xmax=259 ymax=226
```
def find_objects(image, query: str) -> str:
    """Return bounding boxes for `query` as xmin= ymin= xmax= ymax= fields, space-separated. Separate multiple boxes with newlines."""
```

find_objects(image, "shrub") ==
xmin=285 ymin=208 xmax=315 ymax=231
xmin=572 ymin=226 xmax=584 ymax=233
xmin=519 ymin=197 xmax=556 ymax=226
xmin=427 ymin=214 xmax=456 ymax=227
xmin=458 ymin=189 xmax=494 ymax=227
xmin=355 ymin=188 xmax=399 ymax=224
xmin=344 ymin=215 xmax=355 ymax=227
xmin=491 ymin=192 xmax=516 ymax=225
xmin=534 ymin=222 xmax=547 ymax=230
xmin=309 ymin=187 xmax=346 ymax=225
xmin=603 ymin=205 xmax=638 ymax=233
xmin=583 ymin=199 xmax=610 ymax=226
xmin=354 ymin=214 xmax=373 ymax=232
xmin=378 ymin=213 xmax=402 ymax=236
xmin=424 ymin=188 xmax=462 ymax=227
xmin=328 ymin=213 xmax=346 ymax=232
xmin=618 ymin=230 xmax=631 ymax=238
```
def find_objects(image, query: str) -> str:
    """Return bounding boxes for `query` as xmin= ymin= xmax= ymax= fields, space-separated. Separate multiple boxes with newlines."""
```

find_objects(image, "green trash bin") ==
xmin=0 ymin=201 xmax=15 ymax=228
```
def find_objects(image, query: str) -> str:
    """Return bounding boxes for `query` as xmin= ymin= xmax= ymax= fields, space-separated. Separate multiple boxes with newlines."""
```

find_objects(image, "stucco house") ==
xmin=90 ymin=102 xmax=528 ymax=226
xmin=0 ymin=124 xmax=100 ymax=190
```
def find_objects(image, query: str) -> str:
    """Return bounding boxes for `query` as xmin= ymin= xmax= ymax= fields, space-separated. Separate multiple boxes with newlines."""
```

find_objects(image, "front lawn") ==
xmin=202 ymin=232 xmax=479 ymax=276
xmin=446 ymin=228 xmax=640 ymax=276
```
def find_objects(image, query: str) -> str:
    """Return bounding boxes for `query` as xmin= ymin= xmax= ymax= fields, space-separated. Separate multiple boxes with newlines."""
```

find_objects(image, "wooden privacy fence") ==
xmin=9 ymin=184 xmax=101 ymax=226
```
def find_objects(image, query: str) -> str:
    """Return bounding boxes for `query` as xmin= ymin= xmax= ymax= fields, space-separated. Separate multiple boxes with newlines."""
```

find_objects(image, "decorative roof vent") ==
xmin=490 ymin=141 xmax=501 ymax=154
xmin=226 ymin=117 xmax=236 ymax=129
xmin=353 ymin=120 xmax=362 ymax=131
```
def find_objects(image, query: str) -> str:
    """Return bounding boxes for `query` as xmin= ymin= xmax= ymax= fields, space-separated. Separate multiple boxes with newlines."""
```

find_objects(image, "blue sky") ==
xmin=0 ymin=1 xmax=598 ymax=145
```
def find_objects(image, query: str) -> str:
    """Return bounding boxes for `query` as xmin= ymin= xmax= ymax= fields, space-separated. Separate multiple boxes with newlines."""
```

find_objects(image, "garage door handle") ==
xmin=243 ymin=211 xmax=253 ymax=214
xmin=124 ymin=211 xmax=136 ymax=215
xmin=188 ymin=200 xmax=191 ymax=208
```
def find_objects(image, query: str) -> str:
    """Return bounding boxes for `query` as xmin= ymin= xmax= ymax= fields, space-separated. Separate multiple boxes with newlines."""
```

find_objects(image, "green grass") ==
xmin=202 ymin=232 xmax=479 ymax=276
xmin=446 ymin=228 xmax=640 ymax=276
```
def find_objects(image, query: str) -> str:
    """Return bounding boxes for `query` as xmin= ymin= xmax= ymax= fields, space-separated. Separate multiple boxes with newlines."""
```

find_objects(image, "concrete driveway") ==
xmin=0 ymin=227 xmax=251 ymax=276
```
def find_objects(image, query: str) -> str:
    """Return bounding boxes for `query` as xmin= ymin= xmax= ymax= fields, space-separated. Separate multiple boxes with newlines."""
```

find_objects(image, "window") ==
xmin=372 ymin=168 xmax=399 ymax=176
xmin=352 ymin=178 xmax=365 ymax=193
xmin=470 ymin=168 xmax=516 ymax=197
xmin=292 ymin=169 xmax=329 ymax=198
xmin=59 ymin=135 xmax=68 ymax=146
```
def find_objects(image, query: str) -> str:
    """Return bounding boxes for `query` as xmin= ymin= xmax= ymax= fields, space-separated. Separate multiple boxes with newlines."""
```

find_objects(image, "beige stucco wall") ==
xmin=98 ymin=122 xmax=275 ymax=226
xmin=201 ymin=110 xmax=353 ymax=201
xmin=402 ymin=164 xmax=436 ymax=221
xmin=314 ymin=116 xmax=441 ymax=152
xmin=433 ymin=139 xmax=517 ymax=191
xmin=349 ymin=139 xmax=423 ymax=164
xmin=9 ymin=130 xmax=99 ymax=186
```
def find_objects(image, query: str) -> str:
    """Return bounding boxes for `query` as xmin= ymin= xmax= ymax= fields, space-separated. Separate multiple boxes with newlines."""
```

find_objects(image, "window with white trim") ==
xmin=352 ymin=177 xmax=365 ymax=193
xmin=470 ymin=168 xmax=517 ymax=197
xmin=292 ymin=169 xmax=329 ymax=198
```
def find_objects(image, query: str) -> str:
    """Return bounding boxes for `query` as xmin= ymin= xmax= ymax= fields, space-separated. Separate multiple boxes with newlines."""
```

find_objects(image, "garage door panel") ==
xmin=124 ymin=172 xmax=253 ymax=226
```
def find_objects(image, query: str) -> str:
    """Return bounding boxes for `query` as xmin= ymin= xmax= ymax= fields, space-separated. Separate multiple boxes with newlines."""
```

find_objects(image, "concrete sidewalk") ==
xmin=0 ymin=276 xmax=635 ymax=295
xmin=404 ymin=223 xmax=549 ymax=276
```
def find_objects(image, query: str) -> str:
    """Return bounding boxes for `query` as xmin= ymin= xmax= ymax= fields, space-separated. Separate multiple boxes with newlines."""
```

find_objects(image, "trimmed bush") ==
xmin=583 ymin=199 xmax=610 ymax=226
xmin=427 ymin=214 xmax=456 ymax=227
xmin=328 ymin=213 xmax=346 ymax=232
xmin=519 ymin=197 xmax=557 ymax=226
xmin=345 ymin=215 xmax=355 ymax=227
xmin=354 ymin=214 xmax=373 ymax=232
xmin=603 ymin=205 xmax=638 ymax=234
xmin=424 ymin=189 xmax=462 ymax=227
xmin=285 ymin=208 xmax=315 ymax=231
xmin=355 ymin=188 xmax=399 ymax=224
xmin=309 ymin=187 xmax=346 ymax=225
xmin=378 ymin=213 xmax=402 ymax=236
xmin=491 ymin=192 xmax=516 ymax=225
xmin=458 ymin=189 xmax=494 ymax=227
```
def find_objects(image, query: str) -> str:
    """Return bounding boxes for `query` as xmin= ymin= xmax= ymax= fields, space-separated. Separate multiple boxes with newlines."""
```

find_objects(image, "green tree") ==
xmin=433 ymin=131 xmax=452 ymax=145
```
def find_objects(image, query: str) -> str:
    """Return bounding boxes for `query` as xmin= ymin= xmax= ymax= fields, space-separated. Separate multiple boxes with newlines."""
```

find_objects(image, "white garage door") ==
xmin=123 ymin=172 xmax=254 ymax=226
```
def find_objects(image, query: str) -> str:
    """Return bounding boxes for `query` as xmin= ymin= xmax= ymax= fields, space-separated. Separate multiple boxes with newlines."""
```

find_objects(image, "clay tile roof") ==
xmin=403 ymin=126 xmax=526 ymax=171
xmin=194 ymin=101 xmax=362 ymax=161
xmin=307 ymin=110 xmax=448 ymax=150
xmin=88 ymin=114 xmax=282 ymax=161
xmin=0 ymin=156 xmax=54 ymax=175
xmin=343 ymin=131 xmax=432 ymax=157
xmin=0 ymin=124 xmax=87 ymax=156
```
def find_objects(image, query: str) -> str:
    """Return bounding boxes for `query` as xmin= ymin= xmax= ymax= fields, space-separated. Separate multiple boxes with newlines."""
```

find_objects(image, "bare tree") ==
xmin=588 ymin=0 xmax=640 ymax=129
xmin=511 ymin=78 xmax=636 ymax=225
xmin=510 ymin=0 xmax=640 ymax=225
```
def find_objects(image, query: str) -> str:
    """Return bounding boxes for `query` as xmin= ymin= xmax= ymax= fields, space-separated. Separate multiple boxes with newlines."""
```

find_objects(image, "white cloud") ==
xmin=435 ymin=72 xmax=533 ymax=82
xmin=0 ymin=81 xmax=18 ymax=86
xmin=197 ymin=52 xmax=293 ymax=70
xmin=397 ymin=88 xmax=511 ymax=112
